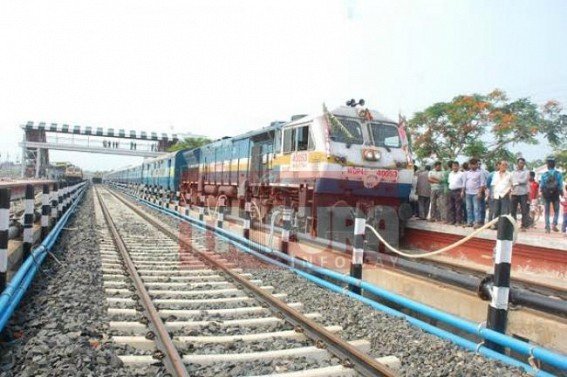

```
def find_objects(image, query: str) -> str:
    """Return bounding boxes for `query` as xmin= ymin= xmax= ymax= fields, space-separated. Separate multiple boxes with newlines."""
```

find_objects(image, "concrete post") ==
xmin=41 ymin=184 xmax=50 ymax=240
xmin=350 ymin=204 xmax=365 ymax=295
xmin=243 ymin=190 xmax=251 ymax=239
xmin=486 ymin=216 xmax=514 ymax=352
xmin=57 ymin=182 xmax=64 ymax=218
xmin=0 ymin=188 xmax=10 ymax=292
xmin=50 ymin=183 xmax=59 ymax=227
xmin=281 ymin=196 xmax=292 ymax=255
xmin=199 ymin=194 xmax=205 ymax=222
xmin=217 ymin=197 xmax=225 ymax=229
xmin=23 ymin=184 xmax=34 ymax=259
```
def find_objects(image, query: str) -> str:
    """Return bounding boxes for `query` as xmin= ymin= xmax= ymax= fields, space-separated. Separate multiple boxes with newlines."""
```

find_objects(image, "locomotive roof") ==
xmin=330 ymin=106 xmax=396 ymax=124
xmin=228 ymin=105 xmax=396 ymax=143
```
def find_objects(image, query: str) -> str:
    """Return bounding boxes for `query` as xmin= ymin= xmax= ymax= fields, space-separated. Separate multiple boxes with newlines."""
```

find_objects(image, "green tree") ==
xmin=408 ymin=90 xmax=566 ymax=166
xmin=168 ymin=137 xmax=212 ymax=152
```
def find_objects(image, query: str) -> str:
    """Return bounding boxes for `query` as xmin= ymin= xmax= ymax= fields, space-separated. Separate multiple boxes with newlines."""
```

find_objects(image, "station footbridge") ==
xmin=19 ymin=122 xmax=180 ymax=178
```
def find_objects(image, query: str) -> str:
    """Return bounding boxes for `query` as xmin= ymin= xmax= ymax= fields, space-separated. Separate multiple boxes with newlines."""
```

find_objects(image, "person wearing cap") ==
xmin=540 ymin=156 xmax=564 ymax=233
xmin=511 ymin=157 xmax=530 ymax=231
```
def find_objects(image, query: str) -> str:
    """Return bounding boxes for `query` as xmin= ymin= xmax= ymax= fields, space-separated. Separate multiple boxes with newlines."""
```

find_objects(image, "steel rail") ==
xmin=107 ymin=188 xmax=396 ymax=377
xmin=95 ymin=187 xmax=190 ymax=377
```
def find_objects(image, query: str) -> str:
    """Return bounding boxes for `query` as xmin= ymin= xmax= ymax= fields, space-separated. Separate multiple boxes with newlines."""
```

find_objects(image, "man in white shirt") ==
xmin=489 ymin=160 xmax=512 ymax=229
xmin=447 ymin=161 xmax=464 ymax=225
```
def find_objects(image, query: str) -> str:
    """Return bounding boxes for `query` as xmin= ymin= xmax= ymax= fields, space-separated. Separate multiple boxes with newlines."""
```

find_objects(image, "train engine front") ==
xmin=274 ymin=102 xmax=413 ymax=249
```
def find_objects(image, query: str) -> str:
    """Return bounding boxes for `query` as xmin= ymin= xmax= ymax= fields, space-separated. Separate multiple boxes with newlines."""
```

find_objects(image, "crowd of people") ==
xmin=410 ymin=156 xmax=566 ymax=235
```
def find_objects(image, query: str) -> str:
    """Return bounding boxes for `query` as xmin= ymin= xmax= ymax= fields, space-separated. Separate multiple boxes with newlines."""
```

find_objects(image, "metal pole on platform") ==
xmin=23 ymin=184 xmax=34 ymax=259
xmin=41 ymin=184 xmax=50 ymax=241
xmin=51 ymin=183 xmax=59 ymax=227
xmin=350 ymin=204 xmax=365 ymax=295
xmin=486 ymin=216 xmax=514 ymax=352
xmin=243 ymin=189 xmax=251 ymax=240
xmin=0 ymin=188 xmax=10 ymax=292
xmin=281 ymin=196 xmax=292 ymax=255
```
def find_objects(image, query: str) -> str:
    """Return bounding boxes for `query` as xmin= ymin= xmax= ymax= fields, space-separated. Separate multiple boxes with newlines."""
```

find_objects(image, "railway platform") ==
xmin=403 ymin=217 xmax=566 ymax=290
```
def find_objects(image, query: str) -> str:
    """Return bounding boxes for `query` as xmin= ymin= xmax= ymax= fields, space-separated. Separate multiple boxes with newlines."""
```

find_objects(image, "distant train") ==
xmin=105 ymin=103 xmax=414 ymax=247
xmin=50 ymin=162 xmax=84 ymax=184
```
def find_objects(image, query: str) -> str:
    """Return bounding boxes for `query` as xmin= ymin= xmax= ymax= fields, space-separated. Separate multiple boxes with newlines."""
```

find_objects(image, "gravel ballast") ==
xmin=0 ymin=188 xmax=161 ymax=377
xmin=121 ymin=188 xmax=529 ymax=376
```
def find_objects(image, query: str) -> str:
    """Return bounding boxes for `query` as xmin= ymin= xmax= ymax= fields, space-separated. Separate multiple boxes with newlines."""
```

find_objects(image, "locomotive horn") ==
xmin=358 ymin=99 xmax=365 ymax=106
xmin=346 ymin=99 xmax=356 ymax=107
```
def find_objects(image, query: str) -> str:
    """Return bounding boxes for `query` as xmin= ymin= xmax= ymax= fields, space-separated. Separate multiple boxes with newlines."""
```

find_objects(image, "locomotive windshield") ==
xmin=329 ymin=119 xmax=364 ymax=145
xmin=368 ymin=122 xmax=401 ymax=148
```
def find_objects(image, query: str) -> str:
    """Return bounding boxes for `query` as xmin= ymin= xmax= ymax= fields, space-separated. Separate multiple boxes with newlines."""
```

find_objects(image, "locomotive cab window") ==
xmin=282 ymin=125 xmax=313 ymax=154
xmin=330 ymin=119 xmax=363 ymax=145
xmin=368 ymin=122 xmax=401 ymax=148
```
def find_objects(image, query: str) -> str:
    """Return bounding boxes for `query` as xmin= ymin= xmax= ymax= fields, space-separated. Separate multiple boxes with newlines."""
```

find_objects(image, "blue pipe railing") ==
xmin=0 ymin=183 xmax=87 ymax=331
xmin=117 ymin=187 xmax=567 ymax=374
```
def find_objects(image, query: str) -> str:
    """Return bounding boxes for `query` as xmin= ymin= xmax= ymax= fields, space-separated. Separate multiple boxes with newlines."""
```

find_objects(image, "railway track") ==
xmin=196 ymin=206 xmax=567 ymax=304
xmin=94 ymin=186 xmax=398 ymax=376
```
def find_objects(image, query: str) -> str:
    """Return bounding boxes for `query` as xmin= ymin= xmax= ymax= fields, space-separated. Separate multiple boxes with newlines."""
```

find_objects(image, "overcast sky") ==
xmin=1 ymin=0 xmax=566 ymax=171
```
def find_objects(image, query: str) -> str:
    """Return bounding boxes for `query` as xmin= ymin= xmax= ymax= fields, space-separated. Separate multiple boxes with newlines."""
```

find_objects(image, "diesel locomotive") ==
xmin=105 ymin=102 xmax=413 ymax=247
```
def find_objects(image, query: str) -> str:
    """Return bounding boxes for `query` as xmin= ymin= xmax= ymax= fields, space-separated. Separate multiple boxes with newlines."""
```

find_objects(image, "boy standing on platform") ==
xmin=529 ymin=171 xmax=539 ymax=228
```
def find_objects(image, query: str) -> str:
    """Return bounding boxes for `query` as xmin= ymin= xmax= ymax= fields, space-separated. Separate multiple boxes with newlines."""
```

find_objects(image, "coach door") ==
xmin=249 ymin=132 xmax=274 ymax=185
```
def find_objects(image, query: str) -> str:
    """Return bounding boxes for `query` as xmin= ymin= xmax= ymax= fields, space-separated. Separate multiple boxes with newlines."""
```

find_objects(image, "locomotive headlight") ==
xmin=363 ymin=149 xmax=381 ymax=161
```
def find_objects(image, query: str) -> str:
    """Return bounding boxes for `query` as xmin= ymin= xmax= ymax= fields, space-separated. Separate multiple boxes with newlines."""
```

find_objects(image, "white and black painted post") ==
xmin=243 ymin=189 xmax=251 ymax=240
xmin=199 ymin=194 xmax=205 ymax=222
xmin=50 ymin=183 xmax=59 ymax=227
xmin=63 ymin=183 xmax=69 ymax=213
xmin=63 ymin=182 xmax=68 ymax=212
xmin=217 ymin=197 xmax=225 ymax=229
xmin=350 ymin=204 xmax=365 ymax=295
xmin=281 ymin=196 xmax=292 ymax=255
xmin=57 ymin=182 xmax=64 ymax=219
xmin=23 ymin=184 xmax=34 ymax=260
xmin=486 ymin=216 xmax=514 ymax=352
xmin=41 ymin=184 xmax=50 ymax=241
xmin=0 ymin=188 xmax=10 ymax=292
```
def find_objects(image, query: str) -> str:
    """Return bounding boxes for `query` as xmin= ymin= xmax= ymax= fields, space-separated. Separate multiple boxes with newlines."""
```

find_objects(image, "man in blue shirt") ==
xmin=540 ymin=156 xmax=564 ymax=233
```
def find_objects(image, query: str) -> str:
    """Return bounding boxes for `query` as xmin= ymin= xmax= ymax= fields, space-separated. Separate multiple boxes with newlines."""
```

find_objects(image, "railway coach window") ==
xmin=368 ymin=122 xmax=401 ymax=148
xmin=283 ymin=125 xmax=314 ymax=153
